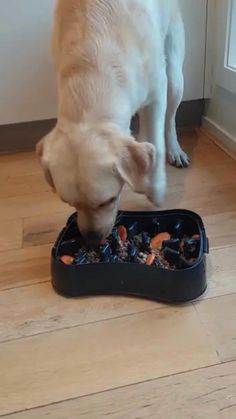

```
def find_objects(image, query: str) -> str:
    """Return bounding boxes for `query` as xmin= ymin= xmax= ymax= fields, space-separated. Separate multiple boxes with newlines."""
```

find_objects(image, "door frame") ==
xmin=206 ymin=0 xmax=236 ymax=96
xmin=204 ymin=0 xmax=215 ymax=98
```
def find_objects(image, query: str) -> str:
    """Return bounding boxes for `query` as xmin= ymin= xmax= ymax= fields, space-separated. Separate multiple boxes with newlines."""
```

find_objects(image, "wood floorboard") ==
xmin=0 ymin=131 xmax=236 ymax=417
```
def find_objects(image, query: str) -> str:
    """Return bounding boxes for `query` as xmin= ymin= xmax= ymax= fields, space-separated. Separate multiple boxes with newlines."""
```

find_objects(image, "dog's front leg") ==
xmin=146 ymin=67 xmax=168 ymax=206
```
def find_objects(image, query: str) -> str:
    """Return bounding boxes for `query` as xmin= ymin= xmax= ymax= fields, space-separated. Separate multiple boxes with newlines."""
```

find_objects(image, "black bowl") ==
xmin=51 ymin=210 xmax=209 ymax=303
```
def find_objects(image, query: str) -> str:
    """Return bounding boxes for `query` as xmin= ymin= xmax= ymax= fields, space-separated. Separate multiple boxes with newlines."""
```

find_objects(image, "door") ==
xmin=215 ymin=0 xmax=236 ymax=95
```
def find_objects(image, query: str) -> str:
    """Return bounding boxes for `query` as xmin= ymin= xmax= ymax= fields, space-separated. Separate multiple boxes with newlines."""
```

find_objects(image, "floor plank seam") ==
xmin=209 ymin=244 xmax=236 ymax=251
xmin=0 ymin=306 xmax=166 ymax=345
xmin=2 ymin=289 xmax=235 ymax=349
xmin=0 ymin=244 xmax=52 ymax=255
xmin=1 ymin=358 xmax=233 ymax=418
xmin=2 ymin=280 xmax=236 ymax=306
xmin=0 ymin=280 xmax=50 ymax=293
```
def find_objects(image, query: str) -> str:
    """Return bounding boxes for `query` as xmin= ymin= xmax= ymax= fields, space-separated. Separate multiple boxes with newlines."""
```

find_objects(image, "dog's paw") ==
xmin=167 ymin=147 xmax=190 ymax=168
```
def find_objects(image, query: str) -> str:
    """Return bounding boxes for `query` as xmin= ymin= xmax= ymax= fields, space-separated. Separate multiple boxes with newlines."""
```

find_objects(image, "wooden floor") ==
xmin=0 ymin=130 xmax=236 ymax=418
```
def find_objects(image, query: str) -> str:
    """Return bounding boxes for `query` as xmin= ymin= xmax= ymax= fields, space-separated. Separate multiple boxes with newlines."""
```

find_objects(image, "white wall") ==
xmin=0 ymin=0 xmax=57 ymax=125
xmin=0 ymin=0 xmax=207 ymax=125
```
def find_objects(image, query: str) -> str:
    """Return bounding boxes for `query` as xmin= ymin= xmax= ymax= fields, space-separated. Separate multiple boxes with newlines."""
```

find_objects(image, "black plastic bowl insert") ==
xmin=51 ymin=210 xmax=209 ymax=303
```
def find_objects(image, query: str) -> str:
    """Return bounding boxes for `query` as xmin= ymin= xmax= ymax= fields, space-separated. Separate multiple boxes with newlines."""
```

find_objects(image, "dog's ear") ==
xmin=116 ymin=137 xmax=156 ymax=194
xmin=36 ymin=133 xmax=55 ymax=190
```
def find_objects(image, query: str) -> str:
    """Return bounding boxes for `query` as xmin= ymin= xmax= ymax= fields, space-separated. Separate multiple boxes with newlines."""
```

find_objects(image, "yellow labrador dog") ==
xmin=37 ymin=0 xmax=189 ymax=244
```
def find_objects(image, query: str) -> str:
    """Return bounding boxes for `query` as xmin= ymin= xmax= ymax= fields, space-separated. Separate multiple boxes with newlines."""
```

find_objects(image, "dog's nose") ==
xmin=84 ymin=230 xmax=103 ymax=246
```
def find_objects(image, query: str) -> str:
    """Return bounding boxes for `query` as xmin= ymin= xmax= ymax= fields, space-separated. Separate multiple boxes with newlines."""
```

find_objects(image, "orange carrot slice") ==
xmin=150 ymin=232 xmax=171 ymax=250
xmin=117 ymin=225 xmax=127 ymax=241
xmin=146 ymin=253 xmax=156 ymax=266
xmin=60 ymin=255 xmax=74 ymax=265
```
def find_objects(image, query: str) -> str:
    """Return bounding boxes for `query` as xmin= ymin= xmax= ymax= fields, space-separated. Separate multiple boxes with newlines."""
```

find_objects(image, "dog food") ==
xmin=59 ymin=222 xmax=200 ymax=270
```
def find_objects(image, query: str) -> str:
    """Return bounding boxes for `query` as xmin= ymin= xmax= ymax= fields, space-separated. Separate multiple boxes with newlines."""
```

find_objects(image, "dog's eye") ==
xmin=99 ymin=197 xmax=117 ymax=208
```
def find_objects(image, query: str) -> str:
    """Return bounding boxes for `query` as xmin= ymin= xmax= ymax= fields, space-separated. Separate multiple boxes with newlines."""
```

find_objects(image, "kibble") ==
xmin=59 ymin=222 xmax=200 ymax=270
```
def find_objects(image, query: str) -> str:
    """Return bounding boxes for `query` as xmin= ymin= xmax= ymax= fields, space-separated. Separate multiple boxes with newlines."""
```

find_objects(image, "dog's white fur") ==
xmin=37 ymin=0 xmax=189 ymax=242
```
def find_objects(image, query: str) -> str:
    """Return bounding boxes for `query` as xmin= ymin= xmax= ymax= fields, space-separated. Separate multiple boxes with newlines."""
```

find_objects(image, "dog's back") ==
xmin=53 ymin=0 xmax=180 ymax=122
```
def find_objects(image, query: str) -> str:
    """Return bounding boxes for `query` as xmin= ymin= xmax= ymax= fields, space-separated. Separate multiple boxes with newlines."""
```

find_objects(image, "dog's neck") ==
xmin=58 ymin=88 xmax=132 ymax=134
xmin=57 ymin=50 xmax=133 ymax=133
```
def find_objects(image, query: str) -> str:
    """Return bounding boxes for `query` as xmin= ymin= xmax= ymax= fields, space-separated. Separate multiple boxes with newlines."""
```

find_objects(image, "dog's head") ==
xmin=36 ymin=123 xmax=155 ymax=244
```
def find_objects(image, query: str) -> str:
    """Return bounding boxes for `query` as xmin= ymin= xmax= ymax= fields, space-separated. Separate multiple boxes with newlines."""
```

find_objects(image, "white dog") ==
xmin=37 ymin=0 xmax=189 ymax=244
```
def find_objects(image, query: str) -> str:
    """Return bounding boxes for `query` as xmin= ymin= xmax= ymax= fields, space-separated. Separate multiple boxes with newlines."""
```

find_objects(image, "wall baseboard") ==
xmin=176 ymin=99 xmax=205 ymax=128
xmin=0 ymin=100 xmax=204 ymax=153
xmin=0 ymin=119 xmax=56 ymax=154
xmin=202 ymin=116 xmax=236 ymax=159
